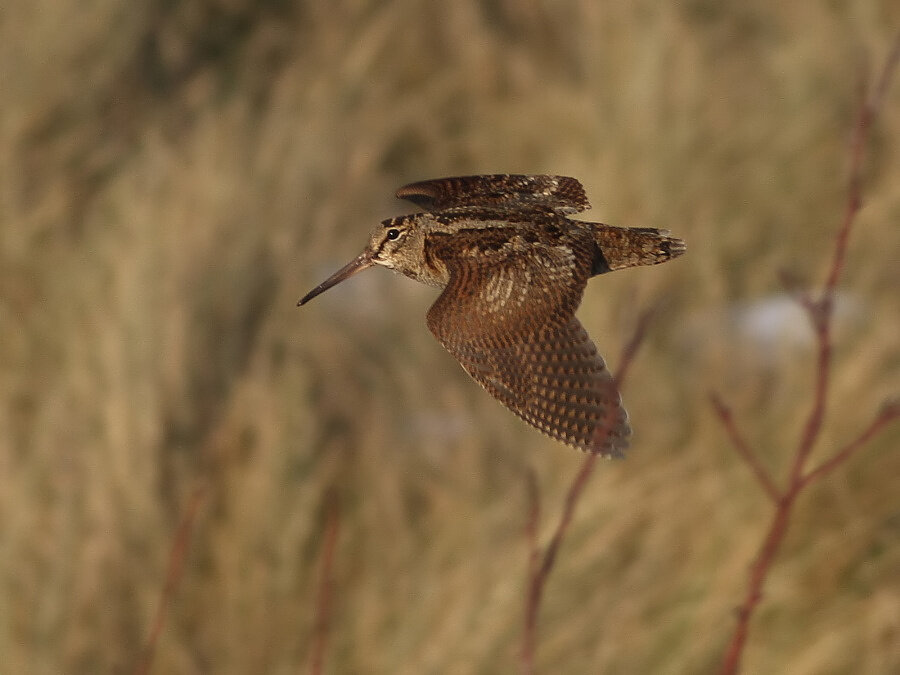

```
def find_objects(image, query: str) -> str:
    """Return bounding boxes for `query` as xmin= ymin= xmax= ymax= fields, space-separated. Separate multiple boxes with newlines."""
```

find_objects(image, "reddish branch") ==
xmin=825 ymin=36 xmax=900 ymax=295
xmin=310 ymin=486 xmax=341 ymax=675
xmin=800 ymin=399 xmax=900 ymax=488
xmin=524 ymin=468 xmax=542 ymax=594
xmin=133 ymin=485 xmax=207 ymax=675
xmin=709 ymin=394 xmax=781 ymax=503
xmin=713 ymin=36 xmax=900 ymax=675
xmin=521 ymin=306 xmax=655 ymax=675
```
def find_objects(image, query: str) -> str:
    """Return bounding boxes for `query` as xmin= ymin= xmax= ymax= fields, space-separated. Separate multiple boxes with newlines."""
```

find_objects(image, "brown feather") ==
xmin=425 ymin=230 xmax=630 ymax=456
xmin=397 ymin=174 xmax=590 ymax=214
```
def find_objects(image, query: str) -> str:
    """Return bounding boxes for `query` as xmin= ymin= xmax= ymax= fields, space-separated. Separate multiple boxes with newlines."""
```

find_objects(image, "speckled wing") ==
xmin=396 ymin=175 xmax=590 ymax=215
xmin=424 ymin=233 xmax=631 ymax=456
xmin=590 ymin=224 xmax=687 ymax=274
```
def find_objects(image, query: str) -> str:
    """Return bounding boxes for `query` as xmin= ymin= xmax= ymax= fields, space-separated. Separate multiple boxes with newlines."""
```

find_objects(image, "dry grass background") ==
xmin=1 ymin=1 xmax=899 ymax=673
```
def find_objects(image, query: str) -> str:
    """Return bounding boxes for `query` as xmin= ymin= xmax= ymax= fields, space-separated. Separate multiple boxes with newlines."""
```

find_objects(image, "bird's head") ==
xmin=297 ymin=216 xmax=423 ymax=306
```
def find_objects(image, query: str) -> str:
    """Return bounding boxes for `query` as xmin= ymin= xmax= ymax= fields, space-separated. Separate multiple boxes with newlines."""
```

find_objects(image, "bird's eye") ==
xmin=386 ymin=228 xmax=401 ymax=240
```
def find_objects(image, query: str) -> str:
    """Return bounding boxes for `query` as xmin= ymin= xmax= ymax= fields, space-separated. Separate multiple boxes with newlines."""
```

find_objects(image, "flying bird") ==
xmin=298 ymin=175 xmax=685 ymax=456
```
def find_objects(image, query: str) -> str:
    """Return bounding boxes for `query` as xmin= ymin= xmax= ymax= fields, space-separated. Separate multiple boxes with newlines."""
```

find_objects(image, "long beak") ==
xmin=297 ymin=251 xmax=375 ymax=306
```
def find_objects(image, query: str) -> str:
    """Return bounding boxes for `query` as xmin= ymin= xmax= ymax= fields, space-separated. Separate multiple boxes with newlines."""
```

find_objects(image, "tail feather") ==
xmin=590 ymin=224 xmax=686 ymax=275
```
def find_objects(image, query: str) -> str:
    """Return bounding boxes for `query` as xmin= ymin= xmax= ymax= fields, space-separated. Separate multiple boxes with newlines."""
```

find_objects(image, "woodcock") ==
xmin=298 ymin=175 xmax=685 ymax=456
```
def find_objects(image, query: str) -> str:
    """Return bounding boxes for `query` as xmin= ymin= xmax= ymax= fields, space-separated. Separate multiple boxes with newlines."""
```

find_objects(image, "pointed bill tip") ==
xmin=296 ymin=251 xmax=374 ymax=308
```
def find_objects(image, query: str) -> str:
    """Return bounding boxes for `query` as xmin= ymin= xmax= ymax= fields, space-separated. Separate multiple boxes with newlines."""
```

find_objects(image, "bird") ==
xmin=298 ymin=175 xmax=685 ymax=456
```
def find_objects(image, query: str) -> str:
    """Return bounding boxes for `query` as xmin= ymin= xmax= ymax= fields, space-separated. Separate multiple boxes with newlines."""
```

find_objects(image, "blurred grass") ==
xmin=1 ymin=1 xmax=899 ymax=673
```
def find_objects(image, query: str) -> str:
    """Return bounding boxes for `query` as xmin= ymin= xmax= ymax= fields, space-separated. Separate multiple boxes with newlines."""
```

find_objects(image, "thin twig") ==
xmin=716 ymin=35 xmax=900 ymax=675
xmin=521 ymin=306 xmax=655 ymax=674
xmin=717 ymin=488 xmax=796 ymax=675
xmin=612 ymin=305 xmax=657 ymax=389
xmin=824 ymin=35 xmax=900 ymax=295
xmin=709 ymin=393 xmax=781 ymax=503
xmin=310 ymin=486 xmax=341 ymax=675
xmin=521 ymin=468 xmax=542 ymax=675
xmin=133 ymin=485 xmax=206 ymax=675
xmin=787 ymin=293 xmax=832 ymax=482
xmin=801 ymin=400 xmax=900 ymax=487
xmin=524 ymin=468 xmax=542 ymax=594
xmin=871 ymin=37 xmax=900 ymax=110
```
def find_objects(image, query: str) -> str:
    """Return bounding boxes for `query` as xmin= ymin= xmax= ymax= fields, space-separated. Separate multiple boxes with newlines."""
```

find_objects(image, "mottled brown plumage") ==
xmin=298 ymin=174 xmax=685 ymax=456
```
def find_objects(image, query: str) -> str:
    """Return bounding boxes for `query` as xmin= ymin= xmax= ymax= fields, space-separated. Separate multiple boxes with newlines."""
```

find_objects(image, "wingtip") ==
xmin=668 ymin=237 xmax=687 ymax=259
xmin=596 ymin=437 xmax=631 ymax=459
xmin=588 ymin=411 xmax=632 ymax=458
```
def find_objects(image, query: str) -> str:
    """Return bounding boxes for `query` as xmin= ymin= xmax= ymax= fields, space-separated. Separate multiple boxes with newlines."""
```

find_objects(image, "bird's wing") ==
xmin=424 ymin=234 xmax=629 ymax=455
xmin=396 ymin=175 xmax=590 ymax=215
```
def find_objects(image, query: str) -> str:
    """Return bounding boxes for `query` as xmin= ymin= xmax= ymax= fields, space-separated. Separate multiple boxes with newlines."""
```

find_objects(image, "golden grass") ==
xmin=1 ymin=1 xmax=899 ymax=673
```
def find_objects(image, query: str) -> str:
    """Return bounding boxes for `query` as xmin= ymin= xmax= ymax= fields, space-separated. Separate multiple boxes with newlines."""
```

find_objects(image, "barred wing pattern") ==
xmin=425 ymin=233 xmax=631 ymax=456
xmin=397 ymin=174 xmax=590 ymax=215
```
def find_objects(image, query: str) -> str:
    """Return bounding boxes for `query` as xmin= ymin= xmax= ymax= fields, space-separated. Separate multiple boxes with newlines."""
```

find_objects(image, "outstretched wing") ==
xmin=425 ymin=234 xmax=630 ymax=456
xmin=397 ymin=175 xmax=590 ymax=215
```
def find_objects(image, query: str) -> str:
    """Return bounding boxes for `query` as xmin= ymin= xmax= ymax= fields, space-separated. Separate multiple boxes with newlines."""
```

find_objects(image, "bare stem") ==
xmin=310 ymin=486 xmax=341 ymax=675
xmin=716 ymin=35 xmax=900 ymax=675
xmin=133 ymin=485 xmax=206 ymax=675
xmin=521 ymin=306 xmax=654 ymax=674
xmin=521 ymin=468 xmax=542 ymax=675
xmin=824 ymin=35 xmax=900 ymax=295
xmin=709 ymin=393 xmax=781 ymax=503
xmin=801 ymin=400 xmax=900 ymax=488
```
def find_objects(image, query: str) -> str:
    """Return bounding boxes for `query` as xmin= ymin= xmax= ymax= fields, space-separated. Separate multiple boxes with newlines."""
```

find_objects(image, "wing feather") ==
xmin=425 ymin=237 xmax=630 ymax=456
xmin=397 ymin=175 xmax=590 ymax=214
